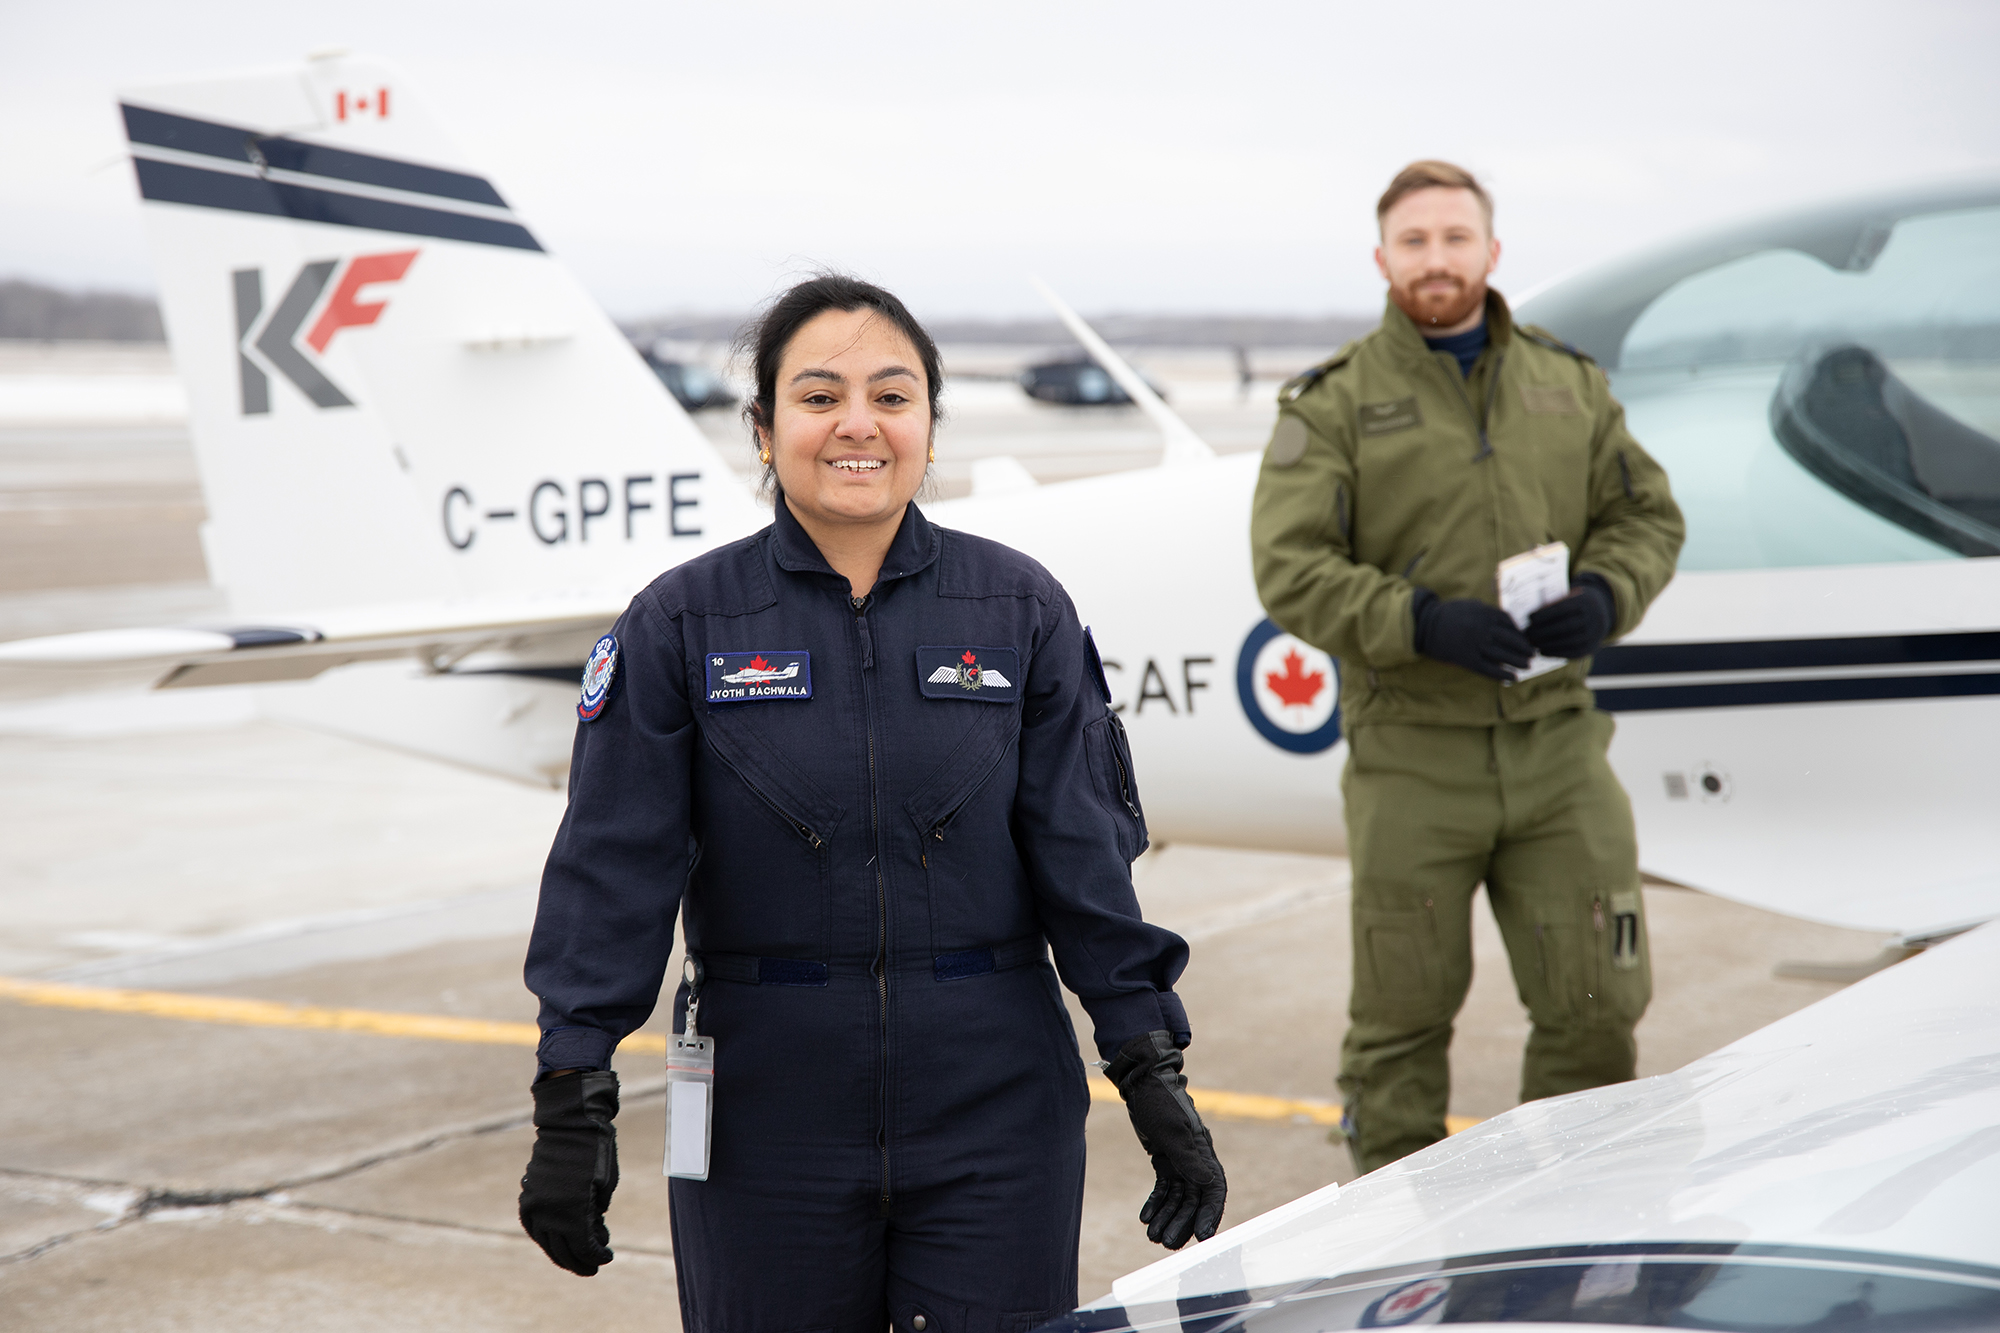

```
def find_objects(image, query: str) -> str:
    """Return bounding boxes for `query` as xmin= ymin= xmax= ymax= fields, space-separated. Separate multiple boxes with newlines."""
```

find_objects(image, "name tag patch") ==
xmin=1358 ymin=396 xmax=1422 ymax=436
xmin=706 ymin=650 xmax=812 ymax=704
xmin=917 ymin=645 xmax=1019 ymax=703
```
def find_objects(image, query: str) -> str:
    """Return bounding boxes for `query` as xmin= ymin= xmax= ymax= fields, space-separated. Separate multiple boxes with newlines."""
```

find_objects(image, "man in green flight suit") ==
xmin=1250 ymin=160 xmax=1685 ymax=1174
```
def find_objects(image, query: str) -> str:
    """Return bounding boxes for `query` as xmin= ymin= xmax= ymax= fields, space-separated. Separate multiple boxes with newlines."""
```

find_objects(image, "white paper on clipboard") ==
xmin=1496 ymin=541 xmax=1571 ymax=683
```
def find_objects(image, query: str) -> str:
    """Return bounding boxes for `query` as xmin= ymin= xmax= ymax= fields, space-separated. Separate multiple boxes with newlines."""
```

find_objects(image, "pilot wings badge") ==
xmin=916 ymin=645 xmax=1020 ymax=704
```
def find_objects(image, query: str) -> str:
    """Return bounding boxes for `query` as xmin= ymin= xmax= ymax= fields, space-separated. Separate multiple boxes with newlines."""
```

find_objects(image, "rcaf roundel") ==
xmin=1235 ymin=618 xmax=1341 ymax=754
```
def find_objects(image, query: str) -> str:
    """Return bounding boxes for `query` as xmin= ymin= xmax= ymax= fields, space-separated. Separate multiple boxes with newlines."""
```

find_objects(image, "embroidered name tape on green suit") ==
xmin=1520 ymin=384 xmax=1582 ymax=415
xmin=705 ymin=650 xmax=812 ymax=703
xmin=917 ymin=645 xmax=1020 ymax=703
xmin=1358 ymin=397 xmax=1422 ymax=436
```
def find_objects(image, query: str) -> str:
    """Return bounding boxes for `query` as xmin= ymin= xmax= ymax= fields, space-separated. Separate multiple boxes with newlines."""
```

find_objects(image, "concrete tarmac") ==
xmin=0 ymin=377 xmax=1890 ymax=1330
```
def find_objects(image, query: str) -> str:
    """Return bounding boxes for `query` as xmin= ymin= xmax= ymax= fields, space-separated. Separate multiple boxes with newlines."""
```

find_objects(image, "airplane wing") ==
xmin=0 ymin=597 xmax=617 ymax=696
xmin=1067 ymin=919 xmax=2000 ymax=1332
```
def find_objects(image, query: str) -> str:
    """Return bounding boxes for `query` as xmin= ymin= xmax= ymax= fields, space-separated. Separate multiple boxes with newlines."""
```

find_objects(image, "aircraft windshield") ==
xmin=1057 ymin=1244 xmax=2000 ymax=1332
xmin=1622 ymin=206 xmax=2000 ymax=373
xmin=1597 ymin=204 xmax=2000 ymax=567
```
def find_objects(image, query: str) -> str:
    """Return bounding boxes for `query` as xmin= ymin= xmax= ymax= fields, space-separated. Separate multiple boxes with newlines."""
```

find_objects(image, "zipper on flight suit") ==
xmin=1106 ymin=714 xmax=1142 ymax=822
xmin=1436 ymin=350 xmax=1506 ymax=460
xmin=851 ymin=591 xmax=893 ymax=1218
xmin=927 ymin=734 xmax=1019 ymax=845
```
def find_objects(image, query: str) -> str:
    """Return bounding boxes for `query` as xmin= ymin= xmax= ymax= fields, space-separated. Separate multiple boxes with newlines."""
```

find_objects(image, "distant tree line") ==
xmin=0 ymin=279 xmax=164 ymax=341
xmin=625 ymin=311 xmax=1376 ymax=349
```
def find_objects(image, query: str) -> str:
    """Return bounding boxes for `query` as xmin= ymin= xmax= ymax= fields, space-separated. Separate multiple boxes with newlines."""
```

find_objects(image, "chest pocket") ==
xmin=691 ymin=704 xmax=846 ymax=959
xmin=904 ymin=701 xmax=1027 ymax=956
xmin=700 ymin=708 xmax=845 ymax=844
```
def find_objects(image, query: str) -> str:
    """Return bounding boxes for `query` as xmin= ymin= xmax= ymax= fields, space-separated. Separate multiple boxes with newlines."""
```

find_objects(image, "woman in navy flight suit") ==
xmin=518 ymin=276 xmax=1226 ymax=1333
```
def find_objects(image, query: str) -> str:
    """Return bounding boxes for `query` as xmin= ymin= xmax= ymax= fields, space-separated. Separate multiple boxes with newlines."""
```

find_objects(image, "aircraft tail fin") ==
xmin=118 ymin=52 xmax=762 ymax=618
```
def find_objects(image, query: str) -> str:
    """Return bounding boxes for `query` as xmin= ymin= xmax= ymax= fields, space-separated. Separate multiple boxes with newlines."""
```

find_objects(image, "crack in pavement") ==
xmin=0 ymin=1077 xmax=669 ymax=1266
xmin=282 ymin=1197 xmax=675 ymax=1259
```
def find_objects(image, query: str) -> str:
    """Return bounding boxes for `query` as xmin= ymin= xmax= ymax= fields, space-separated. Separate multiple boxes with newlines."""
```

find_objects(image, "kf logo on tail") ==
xmin=232 ymin=250 xmax=418 ymax=414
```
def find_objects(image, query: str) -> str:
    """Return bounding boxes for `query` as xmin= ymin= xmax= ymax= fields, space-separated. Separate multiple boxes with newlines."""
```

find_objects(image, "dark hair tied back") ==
xmin=736 ymin=273 xmax=945 ymax=494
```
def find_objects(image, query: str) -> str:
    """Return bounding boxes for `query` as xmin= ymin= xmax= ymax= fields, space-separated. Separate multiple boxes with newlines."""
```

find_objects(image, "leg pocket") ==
xmin=1522 ymin=888 xmax=1650 ymax=1027
xmin=1528 ymin=912 xmax=1587 ymax=1025
xmin=1352 ymin=906 xmax=1449 ymax=1028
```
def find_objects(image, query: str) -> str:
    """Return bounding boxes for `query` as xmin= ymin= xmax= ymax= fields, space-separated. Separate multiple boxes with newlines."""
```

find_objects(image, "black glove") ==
xmin=1411 ymin=588 xmax=1534 ymax=681
xmin=1524 ymin=574 xmax=1616 ymax=660
xmin=519 ymin=1070 xmax=620 ymax=1275
xmin=1105 ymin=1031 xmax=1227 ymax=1249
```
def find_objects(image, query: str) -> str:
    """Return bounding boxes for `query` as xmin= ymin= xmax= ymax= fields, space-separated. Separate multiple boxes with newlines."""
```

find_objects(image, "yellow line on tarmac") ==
xmin=1107 ymin=1082 xmax=1480 ymax=1136
xmin=0 ymin=976 xmax=627 ymax=1052
xmin=0 ymin=977 xmax=1476 ymax=1134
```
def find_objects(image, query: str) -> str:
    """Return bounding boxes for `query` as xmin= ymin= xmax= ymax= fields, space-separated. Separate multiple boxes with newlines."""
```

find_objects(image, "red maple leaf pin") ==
xmin=1265 ymin=648 xmax=1326 ymax=708
xmin=961 ymin=650 xmax=977 ymax=665
xmin=749 ymin=654 xmax=770 ymax=671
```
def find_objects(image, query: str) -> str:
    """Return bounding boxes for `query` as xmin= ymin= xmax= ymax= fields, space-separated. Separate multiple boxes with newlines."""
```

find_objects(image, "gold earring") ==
xmin=928 ymin=444 xmax=936 ymax=463
xmin=759 ymin=446 xmax=771 ymax=465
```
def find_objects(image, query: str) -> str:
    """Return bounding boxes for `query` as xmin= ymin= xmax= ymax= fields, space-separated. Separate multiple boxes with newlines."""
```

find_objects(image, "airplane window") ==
xmin=1622 ymin=206 xmax=2000 ymax=373
xmin=1609 ymin=205 xmax=2000 ymax=563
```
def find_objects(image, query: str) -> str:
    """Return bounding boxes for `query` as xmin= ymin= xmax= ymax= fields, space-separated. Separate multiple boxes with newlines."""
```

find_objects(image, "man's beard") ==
xmin=1390 ymin=271 xmax=1487 ymax=330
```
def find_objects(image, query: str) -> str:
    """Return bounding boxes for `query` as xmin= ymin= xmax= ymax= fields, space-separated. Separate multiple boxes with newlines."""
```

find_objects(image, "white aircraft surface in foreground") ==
xmin=1 ymin=53 xmax=1998 ymax=1331
xmin=1070 ymin=918 xmax=2000 ymax=1332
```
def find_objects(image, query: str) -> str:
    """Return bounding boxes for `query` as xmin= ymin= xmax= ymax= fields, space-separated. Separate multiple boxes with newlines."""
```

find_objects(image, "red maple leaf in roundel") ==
xmin=749 ymin=654 xmax=770 ymax=671
xmin=1265 ymin=648 xmax=1326 ymax=708
xmin=961 ymin=650 xmax=977 ymax=665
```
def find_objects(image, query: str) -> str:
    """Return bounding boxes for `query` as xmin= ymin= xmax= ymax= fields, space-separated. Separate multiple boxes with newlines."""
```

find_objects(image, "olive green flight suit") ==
xmin=1249 ymin=291 xmax=1685 ymax=1173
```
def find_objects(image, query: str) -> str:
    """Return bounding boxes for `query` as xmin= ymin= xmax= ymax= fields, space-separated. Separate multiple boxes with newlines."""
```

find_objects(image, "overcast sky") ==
xmin=4 ymin=0 xmax=1997 ymax=320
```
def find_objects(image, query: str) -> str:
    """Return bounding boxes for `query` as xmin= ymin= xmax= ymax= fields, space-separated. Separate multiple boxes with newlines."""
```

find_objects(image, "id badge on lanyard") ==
xmin=664 ymin=957 xmax=716 ymax=1180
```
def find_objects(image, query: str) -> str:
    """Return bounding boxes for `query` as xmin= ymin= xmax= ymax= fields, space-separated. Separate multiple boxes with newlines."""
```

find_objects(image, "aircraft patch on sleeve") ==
xmin=917 ymin=646 xmax=1019 ymax=703
xmin=706 ymin=650 xmax=812 ymax=703
xmin=578 ymin=634 xmax=619 ymax=721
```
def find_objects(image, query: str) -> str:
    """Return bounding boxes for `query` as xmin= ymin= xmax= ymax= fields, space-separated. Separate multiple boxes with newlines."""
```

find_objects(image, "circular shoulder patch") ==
xmin=578 ymin=634 xmax=619 ymax=721
xmin=1268 ymin=416 xmax=1311 ymax=468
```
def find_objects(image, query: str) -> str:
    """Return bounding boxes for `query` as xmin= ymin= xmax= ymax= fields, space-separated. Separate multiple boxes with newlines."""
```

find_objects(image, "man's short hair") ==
xmin=1377 ymin=160 xmax=1493 ymax=233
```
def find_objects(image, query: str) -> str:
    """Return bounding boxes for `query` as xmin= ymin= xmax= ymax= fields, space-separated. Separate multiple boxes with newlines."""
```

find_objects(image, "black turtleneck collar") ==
xmin=1423 ymin=321 xmax=1489 ymax=378
xmin=770 ymin=495 xmax=940 ymax=590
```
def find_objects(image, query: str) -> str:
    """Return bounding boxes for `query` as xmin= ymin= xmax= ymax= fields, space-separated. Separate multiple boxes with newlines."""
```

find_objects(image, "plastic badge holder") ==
xmin=664 ymin=1032 xmax=715 ymax=1179
xmin=664 ymin=957 xmax=715 ymax=1180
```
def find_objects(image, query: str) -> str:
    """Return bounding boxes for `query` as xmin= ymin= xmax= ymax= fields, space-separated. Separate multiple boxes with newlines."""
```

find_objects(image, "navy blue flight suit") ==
xmin=525 ymin=501 xmax=1192 ymax=1333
